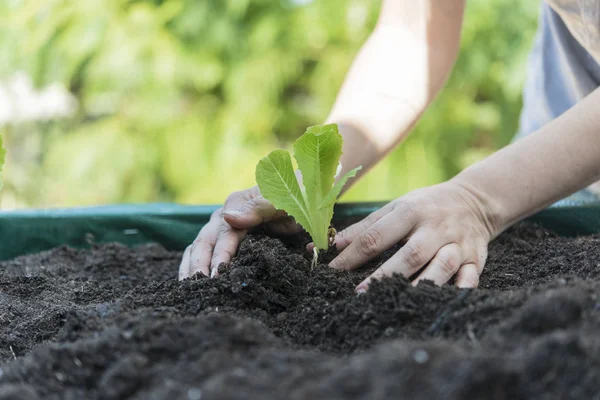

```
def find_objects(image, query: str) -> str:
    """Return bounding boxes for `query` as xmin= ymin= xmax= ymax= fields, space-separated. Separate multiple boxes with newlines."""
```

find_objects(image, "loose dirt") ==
xmin=1 ymin=222 xmax=600 ymax=399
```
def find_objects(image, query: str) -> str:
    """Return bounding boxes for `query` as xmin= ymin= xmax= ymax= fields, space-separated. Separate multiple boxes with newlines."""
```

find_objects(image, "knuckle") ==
xmin=224 ymin=191 xmax=244 ymax=207
xmin=357 ymin=230 xmax=382 ymax=258
xmin=218 ymin=222 xmax=232 ymax=235
xmin=245 ymin=197 xmax=260 ymax=209
xmin=239 ymin=197 xmax=264 ymax=217
xmin=396 ymin=202 xmax=419 ymax=223
xmin=431 ymin=218 xmax=448 ymax=232
xmin=438 ymin=253 xmax=459 ymax=275
xmin=390 ymin=200 xmax=404 ymax=214
xmin=244 ymin=197 xmax=276 ymax=222
xmin=229 ymin=191 xmax=244 ymax=201
xmin=403 ymin=242 xmax=426 ymax=267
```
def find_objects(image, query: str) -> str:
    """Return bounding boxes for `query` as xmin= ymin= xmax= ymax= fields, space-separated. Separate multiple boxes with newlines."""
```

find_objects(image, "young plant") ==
xmin=255 ymin=124 xmax=361 ymax=266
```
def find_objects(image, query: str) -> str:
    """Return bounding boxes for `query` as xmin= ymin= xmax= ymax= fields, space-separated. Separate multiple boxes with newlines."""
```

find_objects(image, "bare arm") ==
xmin=329 ymin=0 xmax=466 ymax=181
xmin=179 ymin=0 xmax=467 ymax=279
xmin=454 ymin=86 xmax=600 ymax=235
xmin=330 ymin=87 xmax=600 ymax=290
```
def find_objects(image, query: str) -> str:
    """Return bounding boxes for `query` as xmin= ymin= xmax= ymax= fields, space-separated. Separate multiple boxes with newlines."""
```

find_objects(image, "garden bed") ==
xmin=1 ymin=221 xmax=600 ymax=399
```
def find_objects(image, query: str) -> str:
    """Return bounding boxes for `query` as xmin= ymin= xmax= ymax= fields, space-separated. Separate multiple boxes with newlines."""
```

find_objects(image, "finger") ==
xmin=178 ymin=245 xmax=192 ymax=281
xmin=455 ymin=263 xmax=479 ymax=288
xmin=411 ymin=242 xmax=462 ymax=287
xmin=475 ymin=243 xmax=488 ymax=274
xmin=210 ymin=223 xmax=247 ymax=278
xmin=223 ymin=195 xmax=287 ymax=229
xmin=356 ymin=229 xmax=444 ymax=292
xmin=331 ymin=203 xmax=394 ymax=251
xmin=329 ymin=206 xmax=416 ymax=271
xmin=187 ymin=210 xmax=222 ymax=278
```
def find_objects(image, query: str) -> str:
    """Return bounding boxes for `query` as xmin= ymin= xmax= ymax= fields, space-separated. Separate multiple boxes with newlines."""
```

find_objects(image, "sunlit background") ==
xmin=0 ymin=0 xmax=539 ymax=209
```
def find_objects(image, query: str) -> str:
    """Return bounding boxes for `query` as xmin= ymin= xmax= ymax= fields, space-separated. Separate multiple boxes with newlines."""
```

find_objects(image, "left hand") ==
xmin=327 ymin=180 xmax=500 ymax=291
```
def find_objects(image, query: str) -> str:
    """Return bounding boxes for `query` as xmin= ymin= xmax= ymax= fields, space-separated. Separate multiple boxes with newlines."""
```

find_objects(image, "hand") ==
xmin=178 ymin=186 xmax=300 ymax=280
xmin=328 ymin=180 xmax=500 ymax=291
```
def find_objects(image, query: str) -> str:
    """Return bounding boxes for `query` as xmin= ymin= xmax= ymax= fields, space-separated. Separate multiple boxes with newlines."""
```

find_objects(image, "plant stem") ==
xmin=311 ymin=247 xmax=319 ymax=269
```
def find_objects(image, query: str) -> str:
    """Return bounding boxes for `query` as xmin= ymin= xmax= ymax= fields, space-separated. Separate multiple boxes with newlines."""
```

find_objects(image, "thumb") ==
xmin=222 ymin=196 xmax=286 ymax=229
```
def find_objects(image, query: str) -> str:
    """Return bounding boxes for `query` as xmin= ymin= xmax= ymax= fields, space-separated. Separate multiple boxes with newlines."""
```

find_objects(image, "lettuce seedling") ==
xmin=255 ymin=124 xmax=361 ymax=266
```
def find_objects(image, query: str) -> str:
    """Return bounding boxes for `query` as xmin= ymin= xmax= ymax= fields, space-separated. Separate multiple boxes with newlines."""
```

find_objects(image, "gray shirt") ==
xmin=515 ymin=1 xmax=600 ymax=204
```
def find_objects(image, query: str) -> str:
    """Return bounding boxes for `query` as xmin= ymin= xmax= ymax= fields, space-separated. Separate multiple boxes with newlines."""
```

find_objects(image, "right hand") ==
xmin=178 ymin=186 xmax=301 ymax=280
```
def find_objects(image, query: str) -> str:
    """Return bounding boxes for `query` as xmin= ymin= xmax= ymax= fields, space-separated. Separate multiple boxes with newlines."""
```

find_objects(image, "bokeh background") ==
xmin=0 ymin=0 xmax=539 ymax=209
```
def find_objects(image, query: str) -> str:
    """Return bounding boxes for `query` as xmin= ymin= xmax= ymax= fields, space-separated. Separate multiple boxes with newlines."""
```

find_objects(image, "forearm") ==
xmin=327 ymin=0 xmax=466 ymax=179
xmin=454 ymin=87 xmax=600 ymax=235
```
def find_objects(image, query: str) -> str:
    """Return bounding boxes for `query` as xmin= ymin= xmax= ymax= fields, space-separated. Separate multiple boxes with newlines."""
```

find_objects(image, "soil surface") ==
xmin=1 ymin=222 xmax=600 ymax=399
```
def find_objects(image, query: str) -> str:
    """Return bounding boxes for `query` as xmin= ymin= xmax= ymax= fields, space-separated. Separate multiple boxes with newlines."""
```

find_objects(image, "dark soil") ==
xmin=1 ymin=222 xmax=600 ymax=399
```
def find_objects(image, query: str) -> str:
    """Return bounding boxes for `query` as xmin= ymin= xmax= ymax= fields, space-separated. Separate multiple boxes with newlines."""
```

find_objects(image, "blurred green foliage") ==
xmin=0 ymin=0 xmax=539 ymax=208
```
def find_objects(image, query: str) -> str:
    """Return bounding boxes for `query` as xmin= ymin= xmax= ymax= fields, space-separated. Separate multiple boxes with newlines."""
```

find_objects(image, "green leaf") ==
xmin=293 ymin=123 xmax=342 ymax=208
xmin=320 ymin=166 xmax=362 ymax=210
xmin=256 ymin=123 xmax=361 ymax=252
xmin=255 ymin=149 xmax=313 ymax=235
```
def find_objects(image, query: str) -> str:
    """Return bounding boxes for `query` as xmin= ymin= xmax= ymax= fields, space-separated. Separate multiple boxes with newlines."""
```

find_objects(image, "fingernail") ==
xmin=356 ymin=287 xmax=367 ymax=295
xmin=222 ymin=210 xmax=243 ymax=218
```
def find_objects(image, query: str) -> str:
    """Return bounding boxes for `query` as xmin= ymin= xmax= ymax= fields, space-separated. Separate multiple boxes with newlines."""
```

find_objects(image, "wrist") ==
xmin=330 ymin=122 xmax=382 ymax=173
xmin=449 ymin=174 xmax=507 ymax=239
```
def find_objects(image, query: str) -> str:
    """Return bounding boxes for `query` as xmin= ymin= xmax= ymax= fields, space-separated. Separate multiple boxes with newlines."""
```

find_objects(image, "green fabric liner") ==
xmin=0 ymin=201 xmax=599 ymax=261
